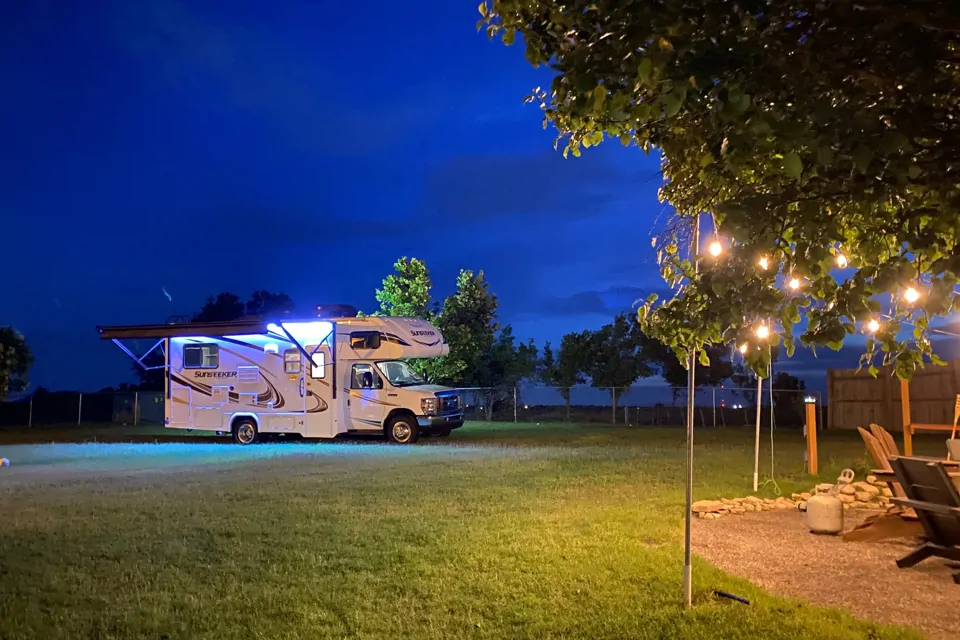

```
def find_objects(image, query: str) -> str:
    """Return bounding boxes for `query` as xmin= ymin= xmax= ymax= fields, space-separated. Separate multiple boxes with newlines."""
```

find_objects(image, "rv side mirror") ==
xmin=361 ymin=371 xmax=374 ymax=389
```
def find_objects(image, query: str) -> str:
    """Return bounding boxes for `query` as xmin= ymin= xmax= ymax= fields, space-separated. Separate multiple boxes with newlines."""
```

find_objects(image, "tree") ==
xmin=643 ymin=339 xmax=734 ymax=402
xmin=481 ymin=1 xmax=960 ymax=380
xmin=375 ymin=257 xmax=433 ymax=318
xmin=246 ymin=291 xmax=295 ymax=318
xmin=540 ymin=332 xmax=591 ymax=420
xmin=192 ymin=292 xmax=245 ymax=323
xmin=584 ymin=314 xmax=655 ymax=418
xmin=0 ymin=327 xmax=33 ymax=400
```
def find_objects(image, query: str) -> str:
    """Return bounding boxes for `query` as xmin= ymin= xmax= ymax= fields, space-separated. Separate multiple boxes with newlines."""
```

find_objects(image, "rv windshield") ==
xmin=376 ymin=360 xmax=424 ymax=387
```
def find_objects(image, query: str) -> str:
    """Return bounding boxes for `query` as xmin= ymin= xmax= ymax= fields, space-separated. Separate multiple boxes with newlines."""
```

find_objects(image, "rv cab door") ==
xmin=347 ymin=363 xmax=387 ymax=431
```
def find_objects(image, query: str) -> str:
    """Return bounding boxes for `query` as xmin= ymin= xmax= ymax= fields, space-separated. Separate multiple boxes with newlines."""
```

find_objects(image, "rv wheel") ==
xmin=433 ymin=428 xmax=452 ymax=438
xmin=386 ymin=415 xmax=419 ymax=444
xmin=232 ymin=418 xmax=259 ymax=445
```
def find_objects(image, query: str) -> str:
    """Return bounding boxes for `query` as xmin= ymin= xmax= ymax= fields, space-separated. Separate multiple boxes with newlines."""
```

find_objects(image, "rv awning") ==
xmin=97 ymin=319 xmax=272 ymax=340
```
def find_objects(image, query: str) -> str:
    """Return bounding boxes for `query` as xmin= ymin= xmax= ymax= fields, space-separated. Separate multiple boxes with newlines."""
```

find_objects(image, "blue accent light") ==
xmin=268 ymin=321 xmax=335 ymax=346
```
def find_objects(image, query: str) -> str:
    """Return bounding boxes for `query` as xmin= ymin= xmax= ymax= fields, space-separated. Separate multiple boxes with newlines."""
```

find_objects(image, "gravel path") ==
xmin=694 ymin=509 xmax=959 ymax=639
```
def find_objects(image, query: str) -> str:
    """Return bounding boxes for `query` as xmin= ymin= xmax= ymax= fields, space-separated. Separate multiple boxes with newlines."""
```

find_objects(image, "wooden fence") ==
xmin=827 ymin=359 xmax=960 ymax=431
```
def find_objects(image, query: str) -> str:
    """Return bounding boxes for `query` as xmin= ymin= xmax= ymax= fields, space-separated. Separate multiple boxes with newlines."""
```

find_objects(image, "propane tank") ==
xmin=799 ymin=469 xmax=854 ymax=535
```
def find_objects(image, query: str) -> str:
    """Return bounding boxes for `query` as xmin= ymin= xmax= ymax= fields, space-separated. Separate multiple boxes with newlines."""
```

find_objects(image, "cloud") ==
xmin=523 ymin=285 xmax=670 ymax=320
xmin=423 ymin=148 xmax=660 ymax=222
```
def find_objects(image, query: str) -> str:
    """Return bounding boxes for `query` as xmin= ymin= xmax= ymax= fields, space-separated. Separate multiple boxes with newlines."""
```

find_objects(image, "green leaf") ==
xmin=593 ymin=86 xmax=607 ymax=111
xmin=699 ymin=153 xmax=713 ymax=168
xmin=478 ymin=2 xmax=487 ymax=18
xmin=783 ymin=152 xmax=802 ymax=181
xmin=868 ymin=365 xmax=879 ymax=377
xmin=638 ymin=58 xmax=652 ymax=85
xmin=853 ymin=146 xmax=873 ymax=173
xmin=502 ymin=27 xmax=515 ymax=46
xmin=663 ymin=86 xmax=686 ymax=117
xmin=698 ymin=350 xmax=710 ymax=367
xmin=817 ymin=144 xmax=834 ymax=166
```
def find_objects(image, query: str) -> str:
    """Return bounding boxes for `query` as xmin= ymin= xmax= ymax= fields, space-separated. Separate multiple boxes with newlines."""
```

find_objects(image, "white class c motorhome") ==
xmin=97 ymin=315 xmax=464 ymax=444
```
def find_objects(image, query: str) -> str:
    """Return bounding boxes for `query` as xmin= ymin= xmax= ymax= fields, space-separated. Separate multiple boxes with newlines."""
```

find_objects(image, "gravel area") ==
xmin=694 ymin=509 xmax=959 ymax=639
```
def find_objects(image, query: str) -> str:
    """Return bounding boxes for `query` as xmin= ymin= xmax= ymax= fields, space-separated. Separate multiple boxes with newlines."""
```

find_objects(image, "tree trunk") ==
xmin=561 ymin=388 xmax=572 ymax=422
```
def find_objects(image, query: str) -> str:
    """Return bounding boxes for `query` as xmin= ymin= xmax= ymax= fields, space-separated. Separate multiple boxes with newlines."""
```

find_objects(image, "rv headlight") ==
xmin=421 ymin=398 xmax=439 ymax=416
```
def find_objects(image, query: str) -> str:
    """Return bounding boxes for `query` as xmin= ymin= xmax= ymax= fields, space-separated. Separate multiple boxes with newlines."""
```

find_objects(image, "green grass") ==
xmin=0 ymin=422 xmax=942 ymax=639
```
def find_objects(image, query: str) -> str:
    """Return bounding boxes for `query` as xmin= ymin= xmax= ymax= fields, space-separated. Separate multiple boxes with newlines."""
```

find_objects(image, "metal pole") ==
xmin=513 ymin=387 xmax=517 ymax=423
xmin=134 ymin=392 xmax=140 ymax=426
xmin=77 ymin=393 xmax=83 ymax=426
xmin=612 ymin=389 xmax=616 ymax=425
xmin=683 ymin=217 xmax=700 ymax=609
xmin=753 ymin=373 xmax=762 ymax=492
xmin=712 ymin=388 xmax=716 ymax=428
xmin=28 ymin=395 xmax=33 ymax=428
xmin=624 ymin=404 xmax=628 ymax=426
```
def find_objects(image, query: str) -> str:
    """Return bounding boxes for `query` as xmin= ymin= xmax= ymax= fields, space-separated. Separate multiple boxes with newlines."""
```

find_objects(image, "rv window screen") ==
xmin=183 ymin=344 xmax=218 ymax=369
xmin=283 ymin=349 xmax=301 ymax=374
xmin=310 ymin=352 xmax=325 ymax=378
xmin=350 ymin=331 xmax=381 ymax=350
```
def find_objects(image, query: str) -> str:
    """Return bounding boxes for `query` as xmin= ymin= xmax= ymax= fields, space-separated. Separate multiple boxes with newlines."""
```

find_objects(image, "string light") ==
xmin=708 ymin=240 xmax=723 ymax=257
xmin=866 ymin=318 xmax=881 ymax=333
xmin=758 ymin=256 xmax=769 ymax=270
xmin=755 ymin=325 xmax=770 ymax=340
xmin=904 ymin=287 xmax=920 ymax=304
xmin=836 ymin=254 xmax=848 ymax=268
xmin=739 ymin=343 xmax=748 ymax=354
xmin=788 ymin=277 xmax=801 ymax=290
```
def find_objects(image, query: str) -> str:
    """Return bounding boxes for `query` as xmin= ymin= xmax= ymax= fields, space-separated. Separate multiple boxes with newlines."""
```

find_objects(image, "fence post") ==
xmin=712 ymin=388 xmax=716 ymax=428
xmin=134 ymin=392 xmax=140 ymax=426
xmin=624 ymin=404 xmax=628 ymax=426
xmin=28 ymin=395 xmax=33 ymax=428
xmin=611 ymin=389 xmax=616 ymax=425
xmin=77 ymin=393 xmax=83 ymax=426
xmin=513 ymin=387 xmax=517 ymax=423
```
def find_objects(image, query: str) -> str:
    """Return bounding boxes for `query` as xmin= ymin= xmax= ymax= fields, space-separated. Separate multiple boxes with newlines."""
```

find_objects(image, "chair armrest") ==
xmin=891 ymin=498 xmax=960 ymax=517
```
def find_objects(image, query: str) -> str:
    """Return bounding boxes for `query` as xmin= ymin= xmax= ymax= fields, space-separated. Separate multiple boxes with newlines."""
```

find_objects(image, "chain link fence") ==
xmin=0 ymin=391 xmax=165 ymax=428
xmin=0 ymin=385 xmax=823 ymax=429
xmin=462 ymin=384 xmax=823 ymax=428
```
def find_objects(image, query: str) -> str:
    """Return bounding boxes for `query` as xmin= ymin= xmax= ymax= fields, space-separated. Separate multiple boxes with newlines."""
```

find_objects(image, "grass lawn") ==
xmin=0 ymin=422 xmax=941 ymax=639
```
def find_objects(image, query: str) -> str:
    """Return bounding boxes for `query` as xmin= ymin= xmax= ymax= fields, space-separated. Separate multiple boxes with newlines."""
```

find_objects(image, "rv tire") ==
xmin=433 ymin=428 xmax=452 ymax=437
xmin=232 ymin=418 xmax=259 ymax=445
xmin=386 ymin=414 xmax=419 ymax=444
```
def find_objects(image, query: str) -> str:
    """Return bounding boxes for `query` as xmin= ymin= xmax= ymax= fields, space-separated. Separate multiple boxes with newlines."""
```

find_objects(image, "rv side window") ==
xmin=183 ymin=344 xmax=218 ymax=369
xmin=283 ymin=349 xmax=301 ymax=374
xmin=350 ymin=331 xmax=381 ymax=350
xmin=350 ymin=364 xmax=382 ymax=389
xmin=310 ymin=352 xmax=325 ymax=379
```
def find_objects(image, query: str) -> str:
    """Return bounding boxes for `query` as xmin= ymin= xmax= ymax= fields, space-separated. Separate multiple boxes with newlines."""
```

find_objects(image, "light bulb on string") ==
xmin=758 ymin=256 xmax=770 ymax=270
xmin=788 ymin=277 xmax=801 ymax=290
xmin=708 ymin=240 xmax=723 ymax=257
xmin=904 ymin=287 xmax=920 ymax=304
xmin=836 ymin=253 xmax=848 ymax=269
xmin=866 ymin=318 xmax=881 ymax=333
xmin=739 ymin=343 xmax=748 ymax=354
xmin=755 ymin=325 xmax=770 ymax=340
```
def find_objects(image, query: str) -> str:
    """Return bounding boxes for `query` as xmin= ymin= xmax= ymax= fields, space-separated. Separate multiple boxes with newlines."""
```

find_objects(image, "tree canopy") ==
xmin=0 ymin=327 xmax=33 ymax=400
xmin=481 ymin=1 xmax=960 ymax=379
xmin=370 ymin=258 xmax=536 ymax=388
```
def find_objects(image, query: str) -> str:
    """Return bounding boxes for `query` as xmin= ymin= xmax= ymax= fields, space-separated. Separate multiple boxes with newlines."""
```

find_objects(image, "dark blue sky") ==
xmin=3 ymin=0 xmax=928 ymax=393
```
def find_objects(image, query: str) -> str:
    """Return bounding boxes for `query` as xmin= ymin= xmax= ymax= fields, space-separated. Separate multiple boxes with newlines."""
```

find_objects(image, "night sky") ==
xmin=3 ymin=0 xmax=935 ymax=394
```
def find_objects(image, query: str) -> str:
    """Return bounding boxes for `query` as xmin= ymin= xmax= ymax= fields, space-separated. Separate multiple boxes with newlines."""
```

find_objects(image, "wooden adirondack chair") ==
xmin=889 ymin=456 xmax=960 ymax=584
xmin=869 ymin=424 xmax=899 ymax=459
xmin=858 ymin=426 xmax=907 ymax=499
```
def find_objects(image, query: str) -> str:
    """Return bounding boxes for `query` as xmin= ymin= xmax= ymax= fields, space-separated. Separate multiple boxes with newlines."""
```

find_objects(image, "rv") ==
xmin=97 ymin=315 xmax=464 ymax=444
